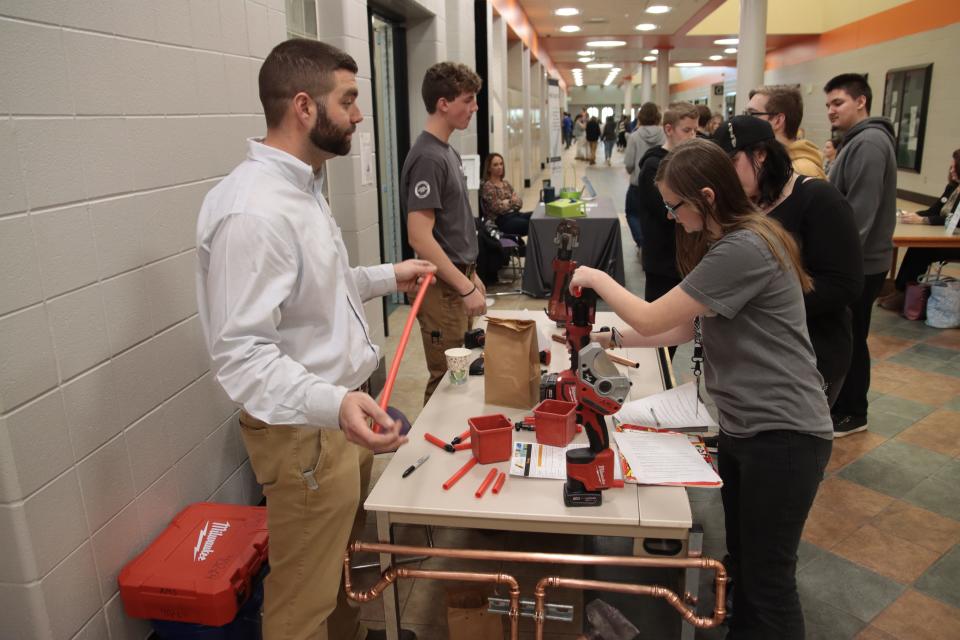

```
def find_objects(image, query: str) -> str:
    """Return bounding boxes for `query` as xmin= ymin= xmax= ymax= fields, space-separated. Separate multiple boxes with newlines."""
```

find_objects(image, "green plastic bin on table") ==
xmin=545 ymin=198 xmax=587 ymax=218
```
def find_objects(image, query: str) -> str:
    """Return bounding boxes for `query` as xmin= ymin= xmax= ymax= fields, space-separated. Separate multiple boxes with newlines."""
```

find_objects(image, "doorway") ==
xmin=370 ymin=12 xmax=410 ymax=318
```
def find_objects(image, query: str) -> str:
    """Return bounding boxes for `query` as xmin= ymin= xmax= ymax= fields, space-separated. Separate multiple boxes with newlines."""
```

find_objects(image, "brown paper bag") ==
xmin=484 ymin=317 xmax=539 ymax=409
xmin=446 ymin=587 xmax=504 ymax=640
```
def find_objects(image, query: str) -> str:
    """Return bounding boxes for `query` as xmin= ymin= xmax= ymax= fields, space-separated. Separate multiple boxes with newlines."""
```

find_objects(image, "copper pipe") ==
xmin=343 ymin=548 xmax=521 ymax=639
xmin=534 ymin=575 xmax=726 ymax=640
xmin=345 ymin=541 xmax=726 ymax=637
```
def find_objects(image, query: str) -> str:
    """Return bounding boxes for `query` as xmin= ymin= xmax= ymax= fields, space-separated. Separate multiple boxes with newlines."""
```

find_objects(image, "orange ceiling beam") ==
xmin=489 ymin=0 xmax=565 ymax=90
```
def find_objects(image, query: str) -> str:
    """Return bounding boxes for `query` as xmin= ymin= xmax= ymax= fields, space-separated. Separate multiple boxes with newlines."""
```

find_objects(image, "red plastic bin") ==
xmin=119 ymin=503 xmax=268 ymax=627
xmin=534 ymin=399 xmax=577 ymax=447
xmin=468 ymin=414 xmax=513 ymax=463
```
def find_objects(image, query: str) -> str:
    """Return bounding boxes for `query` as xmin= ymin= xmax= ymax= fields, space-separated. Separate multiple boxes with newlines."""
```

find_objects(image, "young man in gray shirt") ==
xmin=824 ymin=73 xmax=897 ymax=437
xmin=402 ymin=62 xmax=484 ymax=403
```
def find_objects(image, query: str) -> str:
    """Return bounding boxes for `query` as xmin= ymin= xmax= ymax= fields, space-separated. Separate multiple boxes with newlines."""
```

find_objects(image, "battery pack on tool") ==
xmin=119 ymin=503 xmax=268 ymax=627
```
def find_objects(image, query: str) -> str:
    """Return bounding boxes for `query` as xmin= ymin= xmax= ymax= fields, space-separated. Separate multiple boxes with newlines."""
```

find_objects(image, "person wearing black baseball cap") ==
xmin=713 ymin=116 xmax=863 ymax=411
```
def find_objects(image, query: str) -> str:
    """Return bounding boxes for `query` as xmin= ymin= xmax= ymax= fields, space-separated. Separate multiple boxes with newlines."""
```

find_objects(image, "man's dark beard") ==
xmin=309 ymin=103 xmax=354 ymax=156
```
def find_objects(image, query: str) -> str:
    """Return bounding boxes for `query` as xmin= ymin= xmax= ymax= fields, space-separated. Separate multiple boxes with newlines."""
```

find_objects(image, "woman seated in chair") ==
xmin=480 ymin=153 xmax=532 ymax=236
xmin=878 ymin=148 xmax=960 ymax=311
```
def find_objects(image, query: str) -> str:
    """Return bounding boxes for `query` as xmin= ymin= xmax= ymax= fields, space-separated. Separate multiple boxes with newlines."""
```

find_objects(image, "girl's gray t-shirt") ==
xmin=679 ymin=229 xmax=833 ymax=439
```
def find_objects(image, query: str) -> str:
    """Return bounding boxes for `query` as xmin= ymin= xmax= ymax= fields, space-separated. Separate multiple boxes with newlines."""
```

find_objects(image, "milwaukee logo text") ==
xmin=193 ymin=521 xmax=231 ymax=562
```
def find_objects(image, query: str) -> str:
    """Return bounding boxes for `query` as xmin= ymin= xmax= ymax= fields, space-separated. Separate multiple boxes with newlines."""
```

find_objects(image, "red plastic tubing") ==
xmin=375 ymin=273 xmax=435 ymax=431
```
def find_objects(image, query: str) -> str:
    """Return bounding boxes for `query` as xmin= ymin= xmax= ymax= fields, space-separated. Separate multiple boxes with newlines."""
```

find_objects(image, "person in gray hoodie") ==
xmin=824 ymin=73 xmax=897 ymax=437
xmin=623 ymin=102 xmax=666 ymax=248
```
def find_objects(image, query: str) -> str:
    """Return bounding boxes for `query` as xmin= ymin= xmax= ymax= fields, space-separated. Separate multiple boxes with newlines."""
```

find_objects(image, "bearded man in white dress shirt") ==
xmin=196 ymin=39 xmax=432 ymax=640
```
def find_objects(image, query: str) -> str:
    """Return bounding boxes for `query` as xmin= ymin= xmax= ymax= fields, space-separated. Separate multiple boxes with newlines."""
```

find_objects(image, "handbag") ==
xmin=903 ymin=266 xmax=934 ymax=321
xmin=925 ymin=266 xmax=960 ymax=328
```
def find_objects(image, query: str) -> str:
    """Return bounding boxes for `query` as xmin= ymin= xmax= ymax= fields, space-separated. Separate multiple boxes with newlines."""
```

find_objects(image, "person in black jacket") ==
xmin=878 ymin=148 xmax=960 ymax=311
xmin=637 ymin=102 xmax=699 ymax=309
xmin=715 ymin=116 xmax=864 ymax=406
xmin=585 ymin=115 xmax=601 ymax=165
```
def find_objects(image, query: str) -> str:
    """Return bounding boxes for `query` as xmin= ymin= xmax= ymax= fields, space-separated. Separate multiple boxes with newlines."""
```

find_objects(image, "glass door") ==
xmin=371 ymin=14 xmax=404 ymax=312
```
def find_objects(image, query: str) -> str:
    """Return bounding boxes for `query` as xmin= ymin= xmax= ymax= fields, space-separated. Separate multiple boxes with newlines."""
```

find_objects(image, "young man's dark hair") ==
xmin=823 ymin=73 xmax=872 ymax=112
xmin=749 ymin=85 xmax=804 ymax=139
xmin=258 ymin=38 xmax=358 ymax=128
xmin=421 ymin=62 xmax=482 ymax=113
xmin=696 ymin=104 xmax=712 ymax=128
xmin=637 ymin=102 xmax=661 ymax=126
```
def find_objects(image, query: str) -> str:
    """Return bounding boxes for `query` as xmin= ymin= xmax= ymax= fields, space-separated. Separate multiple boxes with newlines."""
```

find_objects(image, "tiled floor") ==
xmin=355 ymin=147 xmax=960 ymax=639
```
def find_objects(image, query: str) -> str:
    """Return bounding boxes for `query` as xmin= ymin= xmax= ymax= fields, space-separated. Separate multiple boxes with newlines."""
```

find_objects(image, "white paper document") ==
xmin=613 ymin=382 xmax=717 ymax=431
xmin=510 ymin=441 xmax=623 ymax=481
xmin=613 ymin=431 xmax=722 ymax=487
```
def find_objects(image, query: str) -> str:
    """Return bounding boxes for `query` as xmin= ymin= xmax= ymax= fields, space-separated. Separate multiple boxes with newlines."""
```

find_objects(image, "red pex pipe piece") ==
xmin=453 ymin=442 xmax=472 ymax=451
xmin=475 ymin=468 xmax=498 ymax=498
xmin=443 ymin=456 xmax=478 ymax=490
xmin=374 ymin=273 xmax=435 ymax=432
xmin=492 ymin=472 xmax=506 ymax=494
xmin=425 ymin=432 xmax=454 ymax=452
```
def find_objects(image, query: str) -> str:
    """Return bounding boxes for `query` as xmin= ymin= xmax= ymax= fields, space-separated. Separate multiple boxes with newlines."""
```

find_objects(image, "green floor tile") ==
xmin=798 ymin=540 xmax=828 ymax=571
xmin=838 ymin=457 xmax=931 ymax=498
xmin=802 ymin=597 xmax=868 ymax=640
xmin=931 ymin=459 xmax=960 ymax=490
xmin=902 ymin=476 xmax=960 ymax=520
xmin=868 ymin=396 xmax=936 ymax=421
xmin=906 ymin=343 xmax=960 ymax=361
xmin=931 ymin=360 xmax=960 ymax=378
xmin=865 ymin=411 xmax=917 ymax=438
xmin=798 ymin=552 xmax=905 ymax=623
xmin=888 ymin=351 xmax=949 ymax=371
xmin=944 ymin=395 xmax=960 ymax=411
xmin=915 ymin=545 xmax=960 ymax=609
xmin=866 ymin=439 xmax=952 ymax=472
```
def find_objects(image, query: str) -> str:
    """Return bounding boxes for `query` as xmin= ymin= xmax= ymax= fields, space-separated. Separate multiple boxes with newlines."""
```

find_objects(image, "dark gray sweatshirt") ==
xmin=828 ymin=117 xmax=897 ymax=275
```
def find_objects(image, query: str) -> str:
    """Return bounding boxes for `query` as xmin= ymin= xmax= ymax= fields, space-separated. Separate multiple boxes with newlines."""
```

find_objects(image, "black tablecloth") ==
xmin=521 ymin=196 xmax=626 ymax=297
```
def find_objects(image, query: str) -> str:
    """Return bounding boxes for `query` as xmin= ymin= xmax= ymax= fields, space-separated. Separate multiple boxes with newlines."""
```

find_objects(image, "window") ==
xmin=286 ymin=0 xmax=317 ymax=39
xmin=882 ymin=64 xmax=933 ymax=172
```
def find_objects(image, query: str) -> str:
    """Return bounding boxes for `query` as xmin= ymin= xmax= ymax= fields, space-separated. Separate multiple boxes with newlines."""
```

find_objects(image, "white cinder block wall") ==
xmin=671 ymin=21 xmax=960 ymax=198
xmin=0 ymin=1 xmax=288 ymax=638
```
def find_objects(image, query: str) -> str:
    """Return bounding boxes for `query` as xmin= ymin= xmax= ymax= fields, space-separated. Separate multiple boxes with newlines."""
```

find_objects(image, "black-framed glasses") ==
xmin=742 ymin=109 xmax=777 ymax=117
xmin=664 ymin=199 xmax=684 ymax=220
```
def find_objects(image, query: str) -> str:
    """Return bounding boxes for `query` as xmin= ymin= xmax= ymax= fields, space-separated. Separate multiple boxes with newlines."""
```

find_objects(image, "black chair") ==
xmin=478 ymin=197 xmax=524 ymax=284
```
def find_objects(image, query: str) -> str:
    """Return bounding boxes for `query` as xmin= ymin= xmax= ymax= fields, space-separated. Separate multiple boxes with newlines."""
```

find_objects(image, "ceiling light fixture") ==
xmin=586 ymin=62 xmax=613 ymax=69
xmin=724 ymin=48 xmax=738 ymax=54
xmin=586 ymin=40 xmax=626 ymax=47
xmin=709 ymin=55 xmax=723 ymax=61
xmin=555 ymin=8 xmax=579 ymax=17
xmin=714 ymin=38 xmax=739 ymax=45
xmin=650 ymin=49 xmax=659 ymax=54
xmin=560 ymin=25 xmax=581 ymax=33
xmin=577 ymin=50 xmax=594 ymax=56
xmin=646 ymin=5 xmax=671 ymax=14
xmin=643 ymin=55 xmax=657 ymax=62
xmin=578 ymin=57 xmax=593 ymax=62
xmin=635 ymin=23 xmax=657 ymax=31
xmin=674 ymin=62 xmax=702 ymax=67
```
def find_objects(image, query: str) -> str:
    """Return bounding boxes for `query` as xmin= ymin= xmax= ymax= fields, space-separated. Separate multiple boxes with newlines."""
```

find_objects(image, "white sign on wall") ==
xmin=547 ymin=79 xmax=563 ymax=188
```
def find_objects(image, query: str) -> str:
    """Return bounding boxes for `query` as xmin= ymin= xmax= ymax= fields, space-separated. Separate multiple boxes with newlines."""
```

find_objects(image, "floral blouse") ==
xmin=480 ymin=180 xmax=522 ymax=219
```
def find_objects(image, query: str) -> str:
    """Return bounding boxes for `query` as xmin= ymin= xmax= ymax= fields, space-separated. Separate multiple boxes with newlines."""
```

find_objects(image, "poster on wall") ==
xmin=547 ymin=78 xmax=563 ymax=189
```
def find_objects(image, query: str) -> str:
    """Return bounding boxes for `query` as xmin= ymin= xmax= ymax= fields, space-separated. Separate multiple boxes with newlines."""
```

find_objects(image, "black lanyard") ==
xmin=692 ymin=316 xmax=704 ymax=416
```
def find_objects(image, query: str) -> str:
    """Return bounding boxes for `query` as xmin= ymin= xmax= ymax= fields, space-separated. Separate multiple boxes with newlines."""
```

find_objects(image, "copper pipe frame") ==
xmin=343 ymin=541 xmax=726 ymax=638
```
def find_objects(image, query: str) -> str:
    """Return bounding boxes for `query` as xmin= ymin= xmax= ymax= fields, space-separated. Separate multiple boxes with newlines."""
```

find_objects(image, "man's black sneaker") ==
xmin=832 ymin=414 xmax=867 ymax=438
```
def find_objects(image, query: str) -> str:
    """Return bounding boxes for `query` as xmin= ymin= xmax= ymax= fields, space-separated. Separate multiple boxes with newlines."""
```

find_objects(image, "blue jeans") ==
xmin=603 ymin=139 xmax=615 ymax=161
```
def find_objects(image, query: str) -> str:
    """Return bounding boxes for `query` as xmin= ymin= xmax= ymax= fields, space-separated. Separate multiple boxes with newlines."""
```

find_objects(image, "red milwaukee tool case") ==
xmin=119 ymin=503 xmax=268 ymax=626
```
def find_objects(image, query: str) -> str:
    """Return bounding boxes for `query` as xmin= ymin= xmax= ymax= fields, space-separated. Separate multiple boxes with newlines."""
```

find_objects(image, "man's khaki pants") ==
xmin=417 ymin=266 xmax=475 ymax=404
xmin=240 ymin=412 xmax=373 ymax=640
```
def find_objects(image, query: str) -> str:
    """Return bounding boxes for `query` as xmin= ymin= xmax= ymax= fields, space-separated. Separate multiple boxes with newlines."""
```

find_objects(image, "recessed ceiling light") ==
xmin=646 ymin=5 xmax=671 ymax=14
xmin=674 ymin=62 xmax=702 ymax=67
xmin=643 ymin=55 xmax=657 ymax=62
xmin=635 ymin=23 xmax=657 ymax=31
xmin=650 ymin=49 xmax=659 ymax=54
xmin=714 ymin=38 xmax=739 ymax=45
xmin=560 ymin=25 xmax=581 ymax=33
xmin=586 ymin=62 xmax=614 ymax=69
xmin=724 ymin=48 xmax=738 ymax=54
xmin=709 ymin=55 xmax=723 ymax=61
xmin=577 ymin=50 xmax=594 ymax=56
xmin=578 ymin=57 xmax=593 ymax=62
xmin=586 ymin=40 xmax=626 ymax=47
xmin=555 ymin=8 xmax=579 ymax=16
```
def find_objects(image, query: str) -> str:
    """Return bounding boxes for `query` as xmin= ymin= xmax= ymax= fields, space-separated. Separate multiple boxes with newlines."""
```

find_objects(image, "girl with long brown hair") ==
xmin=568 ymin=138 xmax=832 ymax=639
